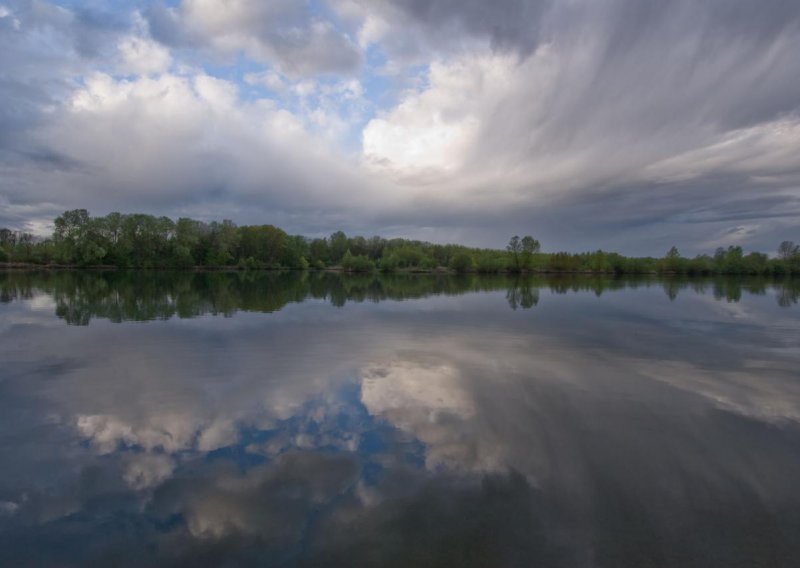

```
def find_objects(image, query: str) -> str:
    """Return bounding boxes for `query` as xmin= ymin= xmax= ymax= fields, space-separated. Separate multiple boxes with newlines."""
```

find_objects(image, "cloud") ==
xmin=632 ymin=358 xmax=800 ymax=425
xmin=0 ymin=2 xmax=371 ymax=236
xmin=155 ymin=451 xmax=359 ymax=541
xmin=123 ymin=453 xmax=176 ymax=490
xmin=145 ymin=0 xmax=361 ymax=77
xmin=77 ymin=412 xmax=197 ymax=454
xmin=1 ymin=0 xmax=800 ymax=252
xmin=116 ymin=34 xmax=172 ymax=75
xmin=353 ymin=0 xmax=800 ymax=251
xmin=361 ymin=360 xmax=491 ymax=471
xmin=338 ymin=0 xmax=551 ymax=64
xmin=10 ymin=69 xmax=388 ymax=231
xmin=0 ymin=501 xmax=19 ymax=516
xmin=363 ymin=55 xmax=506 ymax=181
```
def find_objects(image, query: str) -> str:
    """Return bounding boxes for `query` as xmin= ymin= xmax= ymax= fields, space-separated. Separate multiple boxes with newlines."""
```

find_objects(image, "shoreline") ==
xmin=0 ymin=262 xmax=791 ymax=277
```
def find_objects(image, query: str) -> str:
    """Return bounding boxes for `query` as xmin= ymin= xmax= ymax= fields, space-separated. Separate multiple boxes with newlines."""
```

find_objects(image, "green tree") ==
xmin=723 ymin=246 xmax=744 ymax=273
xmin=309 ymin=238 xmax=330 ymax=266
xmin=743 ymin=252 xmax=768 ymax=274
xmin=205 ymin=220 xmax=239 ymax=266
xmin=662 ymin=246 xmax=682 ymax=273
xmin=449 ymin=252 xmax=475 ymax=273
xmin=54 ymin=209 xmax=92 ymax=263
xmin=548 ymin=252 xmax=580 ymax=272
xmin=101 ymin=212 xmax=123 ymax=245
xmin=393 ymin=246 xmax=425 ymax=268
xmin=238 ymin=225 xmax=287 ymax=267
xmin=0 ymin=228 xmax=16 ymax=249
xmin=329 ymin=231 xmax=348 ymax=263
xmin=589 ymin=250 xmax=610 ymax=272
xmin=341 ymin=249 xmax=375 ymax=272
xmin=366 ymin=236 xmax=385 ymax=260
xmin=282 ymin=235 xmax=310 ymax=269
xmin=378 ymin=253 xmax=399 ymax=272
xmin=171 ymin=217 xmax=205 ymax=267
xmin=507 ymin=236 xmax=522 ymax=271
xmin=666 ymin=246 xmax=680 ymax=259
xmin=778 ymin=241 xmax=799 ymax=261
xmin=520 ymin=236 xmax=540 ymax=270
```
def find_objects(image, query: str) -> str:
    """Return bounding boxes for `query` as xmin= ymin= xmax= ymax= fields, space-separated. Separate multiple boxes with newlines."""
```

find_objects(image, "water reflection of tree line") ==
xmin=0 ymin=271 xmax=797 ymax=324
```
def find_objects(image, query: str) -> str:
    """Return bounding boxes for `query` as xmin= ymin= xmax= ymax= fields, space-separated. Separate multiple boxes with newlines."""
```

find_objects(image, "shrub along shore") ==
xmin=1 ymin=210 xmax=798 ymax=275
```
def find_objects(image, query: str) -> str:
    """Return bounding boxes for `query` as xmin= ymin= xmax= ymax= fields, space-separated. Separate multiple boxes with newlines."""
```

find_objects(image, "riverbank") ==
xmin=5 ymin=262 xmax=792 ymax=277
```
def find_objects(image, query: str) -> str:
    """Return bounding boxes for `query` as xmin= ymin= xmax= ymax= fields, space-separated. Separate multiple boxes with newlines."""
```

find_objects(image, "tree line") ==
xmin=0 ymin=209 xmax=799 ymax=275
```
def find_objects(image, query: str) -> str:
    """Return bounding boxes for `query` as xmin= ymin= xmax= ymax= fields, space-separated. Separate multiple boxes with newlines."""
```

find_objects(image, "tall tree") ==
xmin=507 ymin=236 xmax=522 ymax=271
xmin=778 ymin=241 xmax=799 ymax=261
xmin=0 ymin=228 xmax=16 ymax=248
xmin=520 ymin=236 xmax=540 ymax=269
xmin=329 ymin=231 xmax=348 ymax=263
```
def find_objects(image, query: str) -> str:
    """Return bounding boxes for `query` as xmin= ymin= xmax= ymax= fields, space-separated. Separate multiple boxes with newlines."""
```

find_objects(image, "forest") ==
xmin=1 ymin=209 xmax=799 ymax=275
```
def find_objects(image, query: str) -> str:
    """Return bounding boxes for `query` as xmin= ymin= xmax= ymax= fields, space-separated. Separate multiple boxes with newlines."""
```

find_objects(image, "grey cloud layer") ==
xmin=344 ymin=0 xmax=551 ymax=60
xmin=362 ymin=0 xmax=800 ymax=252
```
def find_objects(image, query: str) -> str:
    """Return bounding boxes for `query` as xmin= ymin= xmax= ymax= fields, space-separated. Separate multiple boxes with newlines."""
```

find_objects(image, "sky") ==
xmin=1 ymin=0 xmax=799 ymax=255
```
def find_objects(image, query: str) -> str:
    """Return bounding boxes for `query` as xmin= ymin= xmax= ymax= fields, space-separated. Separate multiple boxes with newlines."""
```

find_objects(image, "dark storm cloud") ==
xmin=376 ymin=0 xmax=799 ymax=58
xmin=596 ymin=0 xmax=800 ymax=132
xmin=465 ymin=5 xmax=800 ymax=164
xmin=374 ymin=0 xmax=552 ymax=55
xmin=368 ymin=0 xmax=800 ymax=252
xmin=357 ymin=171 xmax=800 ymax=255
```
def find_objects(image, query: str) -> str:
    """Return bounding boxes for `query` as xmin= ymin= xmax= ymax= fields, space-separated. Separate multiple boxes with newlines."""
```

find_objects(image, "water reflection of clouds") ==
xmin=123 ymin=453 xmax=176 ymax=490
xmin=6 ymin=290 xmax=800 ymax=482
xmin=0 ymin=277 xmax=799 ymax=565
xmin=153 ymin=452 xmax=361 ymax=542
xmin=361 ymin=359 xmax=500 ymax=473
xmin=632 ymin=359 xmax=800 ymax=424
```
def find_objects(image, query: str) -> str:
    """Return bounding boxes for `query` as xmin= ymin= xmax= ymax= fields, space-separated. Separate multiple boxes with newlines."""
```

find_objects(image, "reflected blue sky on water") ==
xmin=0 ymin=273 xmax=799 ymax=566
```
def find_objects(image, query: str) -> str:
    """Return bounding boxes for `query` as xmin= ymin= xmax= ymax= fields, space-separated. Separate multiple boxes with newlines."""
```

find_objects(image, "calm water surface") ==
xmin=1 ymin=271 xmax=799 ymax=567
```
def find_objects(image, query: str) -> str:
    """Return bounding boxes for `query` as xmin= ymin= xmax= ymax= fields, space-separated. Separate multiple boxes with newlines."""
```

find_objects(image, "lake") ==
xmin=0 ymin=271 xmax=799 ymax=567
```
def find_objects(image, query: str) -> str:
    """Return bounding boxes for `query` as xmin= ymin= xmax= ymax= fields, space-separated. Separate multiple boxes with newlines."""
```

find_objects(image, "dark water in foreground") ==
xmin=1 ymin=271 xmax=799 ymax=567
